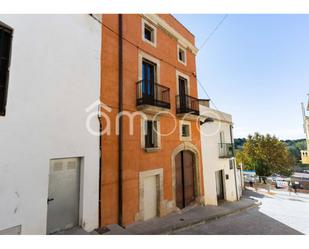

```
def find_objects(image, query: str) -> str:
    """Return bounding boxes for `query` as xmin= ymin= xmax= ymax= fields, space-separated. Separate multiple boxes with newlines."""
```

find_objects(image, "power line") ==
xmin=90 ymin=14 xmax=196 ymax=77
xmin=92 ymin=14 xmax=229 ymax=123
xmin=197 ymin=78 xmax=230 ymax=124
xmin=198 ymin=14 xmax=229 ymax=51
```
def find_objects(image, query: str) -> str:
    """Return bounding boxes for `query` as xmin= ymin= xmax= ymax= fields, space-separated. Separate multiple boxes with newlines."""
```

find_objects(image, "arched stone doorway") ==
xmin=171 ymin=143 xmax=202 ymax=210
xmin=175 ymin=150 xmax=195 ymax=209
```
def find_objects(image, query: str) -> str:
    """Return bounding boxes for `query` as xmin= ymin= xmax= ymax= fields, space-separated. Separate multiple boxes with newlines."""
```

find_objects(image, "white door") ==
xmin=47 ymin=158 xmax=80 ymax=234
xmin=143 ymin=175 xmax=158 ymax=220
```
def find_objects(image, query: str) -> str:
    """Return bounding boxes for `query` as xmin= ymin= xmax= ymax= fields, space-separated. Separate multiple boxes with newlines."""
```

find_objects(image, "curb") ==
xmin=162 ymin=200 xmax=261 ymax=235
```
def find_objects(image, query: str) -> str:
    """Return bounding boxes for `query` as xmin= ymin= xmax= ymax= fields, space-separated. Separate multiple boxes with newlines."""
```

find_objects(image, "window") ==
xmin=145 ymin=120 xmax=158 ymax=149
xmin=178 ymin=45 xmax=186 ymax=64
xmin=229 ymin=159 xmax=234 ymax=170
xmin=176 ymin=71 xmax=190 ymax=96
xmin=219 ymin=131 xmax=225 ymax=145
xmin=0 ymin=22 xmax=13 ymax=116
xmin=144 ymin=24 xmax=154 ymax=42
xmin=142 ymin=19 xmax=156 ymax=47
xmin=182 ymin=124 xmax=190 ymax=137
xmin=179 ymin=120 xmax=191 ymax=141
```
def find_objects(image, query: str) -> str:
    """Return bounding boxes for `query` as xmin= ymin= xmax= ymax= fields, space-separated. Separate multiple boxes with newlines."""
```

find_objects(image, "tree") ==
xmin=236 ymin=133 xmax=294 ymax=177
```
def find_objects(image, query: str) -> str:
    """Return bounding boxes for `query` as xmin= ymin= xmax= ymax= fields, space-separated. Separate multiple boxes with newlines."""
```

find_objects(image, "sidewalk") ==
xmin=105 ymin=192 xmax=260 ymax=235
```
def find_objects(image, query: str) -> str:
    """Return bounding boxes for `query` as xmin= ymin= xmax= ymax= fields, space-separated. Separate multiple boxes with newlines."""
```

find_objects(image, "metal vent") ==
xmin=67 ymin=161 xmax=76 ymax=170
xmin=53 ymin=162 xmax=63 ymax=171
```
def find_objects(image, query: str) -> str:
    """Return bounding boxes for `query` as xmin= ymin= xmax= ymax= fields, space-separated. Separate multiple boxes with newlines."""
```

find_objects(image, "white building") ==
xmin=0 ymin=15 xmax=101 ymax=234
xmin=199 ymin=104 xmax=242 ymax=206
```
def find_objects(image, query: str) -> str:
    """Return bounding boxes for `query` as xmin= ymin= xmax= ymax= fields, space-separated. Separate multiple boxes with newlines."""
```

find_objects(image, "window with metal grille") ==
xmin=145 ymin=120 xmax=158 ymax=148
xmin=182 ymin=124 xmax=190 ymax=137
xmin=0 ymin=22 xmax=13 ymax=116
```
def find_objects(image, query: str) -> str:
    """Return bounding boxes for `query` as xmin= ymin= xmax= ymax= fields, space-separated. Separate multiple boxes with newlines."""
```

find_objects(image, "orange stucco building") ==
xmin=100 ymin=14 xmax=204 ymax=226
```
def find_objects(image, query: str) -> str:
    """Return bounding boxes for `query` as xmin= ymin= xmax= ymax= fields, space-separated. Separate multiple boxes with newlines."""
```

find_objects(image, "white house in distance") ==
xmin=199 ymin=102 xmax=242 ymax=206
xmin=0 ymin=15 xmax=101 ymax=234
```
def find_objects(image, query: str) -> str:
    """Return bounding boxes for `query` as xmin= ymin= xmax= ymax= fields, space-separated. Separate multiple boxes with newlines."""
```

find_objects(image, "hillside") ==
xmin=234 ymin=138 xmax=307 ymax=163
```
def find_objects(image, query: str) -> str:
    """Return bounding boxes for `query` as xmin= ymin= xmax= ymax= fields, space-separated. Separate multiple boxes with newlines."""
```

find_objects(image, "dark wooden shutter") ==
xmin=175 ymin=152 xmax=184 ymax=209
xmin=0 ymin=23 xmax=13 ymax=116
xmin=183 ymin=151 xmax=195 ymax=206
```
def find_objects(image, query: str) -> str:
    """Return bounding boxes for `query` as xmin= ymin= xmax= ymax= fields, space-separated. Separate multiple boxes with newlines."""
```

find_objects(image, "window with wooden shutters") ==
xmin=0 ymin=22 xmax=13 ymax=116
xmin=145 ymin=120 xmax=158 ymax=149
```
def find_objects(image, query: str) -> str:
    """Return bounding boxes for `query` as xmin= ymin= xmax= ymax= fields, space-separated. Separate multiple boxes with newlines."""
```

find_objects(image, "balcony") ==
xmin=218 ymin=143 xmax=234 ymax=158
xmin=136 ymin=80 xmax=170 ymax=113
xmin=176 ymin=94 xmax=200 ymax=117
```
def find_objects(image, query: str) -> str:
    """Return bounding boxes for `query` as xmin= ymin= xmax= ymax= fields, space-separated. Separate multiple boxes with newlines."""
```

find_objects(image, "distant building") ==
xmin=301 ymin=95 xmax=309 ymax=164
xmin=199 ymin=104 xmax=242 ymax=205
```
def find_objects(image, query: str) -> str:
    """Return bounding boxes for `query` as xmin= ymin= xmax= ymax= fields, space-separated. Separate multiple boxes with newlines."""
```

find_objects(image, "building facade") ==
xmin=199 ymin=104 xmax=242 ymax=206
xmin=301 ymin=96 xmax=309 ymax=164
xmin=0 ymin=15 xmax=101 ymax=234
xmin=100 ymin=14 xmax=204 ymax=226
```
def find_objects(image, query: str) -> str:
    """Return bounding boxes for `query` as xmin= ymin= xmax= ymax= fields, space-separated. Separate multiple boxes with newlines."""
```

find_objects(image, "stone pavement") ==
xmin=55 ymin=190 xmax=259 ymax=235
xmin=105 ymin=192 xmax=260 ymax=235
xmin=172 ymin=207 xmax=302 ymax=235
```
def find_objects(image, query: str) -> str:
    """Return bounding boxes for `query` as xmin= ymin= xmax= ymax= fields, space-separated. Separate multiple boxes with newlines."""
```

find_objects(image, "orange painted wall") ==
xmin=100 ymin=14 xmax=204 ymax=226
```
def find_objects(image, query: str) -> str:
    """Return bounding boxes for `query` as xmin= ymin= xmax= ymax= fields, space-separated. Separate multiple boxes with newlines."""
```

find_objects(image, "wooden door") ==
xmin=178 ymin=76 xmax=188 ymax=111
xmin=183 ymin=151 xmax=195 ymax=206
xmin=175 ymin=151 xmax=195 ymax=209
xmin=175 ymin=152 xmax=184 ymax=209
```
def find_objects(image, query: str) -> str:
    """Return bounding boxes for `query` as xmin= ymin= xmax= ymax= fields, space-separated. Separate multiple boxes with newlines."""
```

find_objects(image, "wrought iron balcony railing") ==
xmin=176 ymin=94 xmax=200 ymax=116
xmin=136 ymin=80 xmax=170 ymax=109
xmin=218 ymin=143 xmax=235 ymax=158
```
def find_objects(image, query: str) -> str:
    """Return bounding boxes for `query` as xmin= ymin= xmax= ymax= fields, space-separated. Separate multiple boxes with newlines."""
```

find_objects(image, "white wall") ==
xmin=0 ymin=15 xmax=101 ymax=234
xmin=200 ymin=105 xmax=239 ymax=206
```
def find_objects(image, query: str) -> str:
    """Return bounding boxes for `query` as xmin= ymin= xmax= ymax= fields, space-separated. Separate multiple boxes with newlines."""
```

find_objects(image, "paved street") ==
xmin=173 ymin=188 xmax=308 ymax=235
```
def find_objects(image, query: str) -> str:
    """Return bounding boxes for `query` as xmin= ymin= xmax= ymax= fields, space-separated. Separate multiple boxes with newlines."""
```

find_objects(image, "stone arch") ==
xmin=171 ymin=142 xmax=202 ymax=209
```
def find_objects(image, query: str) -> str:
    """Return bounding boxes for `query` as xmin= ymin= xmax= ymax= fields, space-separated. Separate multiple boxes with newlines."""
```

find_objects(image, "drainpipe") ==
xmin=230 ymin=124 xmax=239 ymax=201
xmin=98 ymin=111 xmax=102 ymax=227
xmin=118 ymin=14 xmax=123 ymax=227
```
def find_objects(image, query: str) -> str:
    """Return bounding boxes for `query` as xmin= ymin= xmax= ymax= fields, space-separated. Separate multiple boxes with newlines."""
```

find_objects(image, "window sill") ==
xmin=180 ymin=137 xmax=192 ymax=142
xmin=178 ymin=59 xmax=187 ymax=66
xmin=142 ymin=37 xmax=157 ymax=47
xmin=144 ymin=147 xmax=160 ymax=153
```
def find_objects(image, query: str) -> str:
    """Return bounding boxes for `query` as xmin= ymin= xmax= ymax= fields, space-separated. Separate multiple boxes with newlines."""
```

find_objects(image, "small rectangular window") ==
xmin=182 ymin=124 xmax=190 ymax=137
xmin=229 ymin=159 xmax=234 ymax=170
xmin=0 ymin=23 xmax=13 ymax=116
xmin=145 ymin=120 xmax=158 ymax=148
xmin=178 ymin=46 xmax=186 ymax=64
xmin=142 ymin=19 xmax=156 ymax=47
xmin=220 ymin=131 xmax=225 ymax=145
xmin=144 ymin=24 xmax=154 ymax=42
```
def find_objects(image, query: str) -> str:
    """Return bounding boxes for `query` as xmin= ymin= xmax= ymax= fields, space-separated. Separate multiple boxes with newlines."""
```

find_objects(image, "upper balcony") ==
xmin=176 ymin=94 xmax=200 ymax=117
xmin=218 ymin=143 xmax=235 ymax=158
xmin=136 ymin=80 xmax=171 ymax=114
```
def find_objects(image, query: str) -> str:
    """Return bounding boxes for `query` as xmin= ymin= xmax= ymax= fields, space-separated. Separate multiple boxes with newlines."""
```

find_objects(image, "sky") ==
xmin=174 ymin=14 xmax=309 ymax=140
